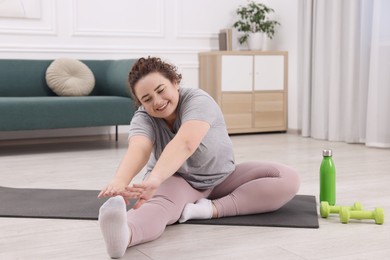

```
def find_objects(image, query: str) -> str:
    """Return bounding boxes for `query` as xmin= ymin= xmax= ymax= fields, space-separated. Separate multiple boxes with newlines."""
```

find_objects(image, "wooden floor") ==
xmin=0 ymin=133 xmax=389 ymax=260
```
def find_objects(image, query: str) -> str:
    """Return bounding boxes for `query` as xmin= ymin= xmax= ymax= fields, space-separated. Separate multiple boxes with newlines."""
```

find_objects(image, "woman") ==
xmin=98 ymin=56 xmax=300 ymax=259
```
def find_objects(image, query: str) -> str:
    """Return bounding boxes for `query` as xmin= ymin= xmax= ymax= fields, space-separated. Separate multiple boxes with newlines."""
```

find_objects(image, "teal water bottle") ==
xmin=320 ymin=149 xmax=336 ymax=206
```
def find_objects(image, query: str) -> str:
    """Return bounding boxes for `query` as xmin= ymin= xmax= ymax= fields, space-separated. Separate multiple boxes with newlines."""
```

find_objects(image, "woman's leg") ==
xmin=127 ymin=174 xmax=210 ymax=246
xmin=209 ymin=161 xmax=300 ymax=218
xmin=99 ymin=174 xmax=210 ymax=258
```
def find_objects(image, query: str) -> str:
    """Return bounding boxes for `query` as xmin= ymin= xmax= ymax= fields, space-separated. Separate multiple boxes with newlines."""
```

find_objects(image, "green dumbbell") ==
xmin=340 ymin=207 xmax=385 ymax=224
xmin=320 ymin=201 xmax=363 ymax=218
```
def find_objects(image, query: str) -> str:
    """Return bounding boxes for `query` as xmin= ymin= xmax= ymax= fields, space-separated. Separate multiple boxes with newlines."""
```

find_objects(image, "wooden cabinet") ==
xmin=199 ymin=51 xmax=288 ymax=134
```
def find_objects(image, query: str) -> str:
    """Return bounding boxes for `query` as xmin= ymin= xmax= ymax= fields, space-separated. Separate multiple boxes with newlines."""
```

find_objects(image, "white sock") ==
xmin=179 ymin=198 xmax=213 ymax=223
xmin=98 ymin=196 xmax=130 ymax=259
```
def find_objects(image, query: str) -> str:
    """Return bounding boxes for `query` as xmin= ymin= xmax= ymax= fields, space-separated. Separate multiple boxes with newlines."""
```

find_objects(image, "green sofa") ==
xmin=0 ymin=59 xmax=137 ymax=140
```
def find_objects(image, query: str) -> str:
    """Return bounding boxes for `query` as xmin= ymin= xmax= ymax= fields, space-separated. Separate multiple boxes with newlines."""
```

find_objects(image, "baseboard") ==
xmin=0 ymin=133 xmax=128 ymax=147
xmin=0 ymin=125 xmax=131 ymax=143
xmin=287 ymin=128 xmax=302 ymax=135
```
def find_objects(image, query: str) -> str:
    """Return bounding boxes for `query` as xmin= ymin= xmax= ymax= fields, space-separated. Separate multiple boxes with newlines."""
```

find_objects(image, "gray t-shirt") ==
xmin=128 ymin=87 xmax=235 ymax=189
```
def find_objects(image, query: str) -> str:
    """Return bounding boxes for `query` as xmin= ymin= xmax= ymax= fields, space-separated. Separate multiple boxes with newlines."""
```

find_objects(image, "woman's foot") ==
xmin=98 ymin=196 xmax=131 ymax=259
xmin=179 ymin=198 xmax=213 ymax=223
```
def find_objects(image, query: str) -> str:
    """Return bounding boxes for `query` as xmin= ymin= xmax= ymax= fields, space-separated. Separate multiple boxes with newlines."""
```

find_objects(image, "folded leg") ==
xmin=209 ymin=162 xmax=300 ymax=217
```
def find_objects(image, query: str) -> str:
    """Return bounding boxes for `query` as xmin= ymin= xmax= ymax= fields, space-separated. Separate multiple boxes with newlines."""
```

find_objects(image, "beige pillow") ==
xmin=46 ymin=58 xmax=95 ymax=96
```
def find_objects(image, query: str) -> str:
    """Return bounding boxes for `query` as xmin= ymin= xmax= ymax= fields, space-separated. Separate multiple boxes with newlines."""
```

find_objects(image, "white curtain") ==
xmin=298 ymin=0 xmax=390 ymax=148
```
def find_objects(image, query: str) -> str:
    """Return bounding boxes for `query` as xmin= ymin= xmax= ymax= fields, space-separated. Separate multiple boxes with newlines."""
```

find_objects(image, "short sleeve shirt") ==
xmin=128 ymin=88 xmax=235 ymax=189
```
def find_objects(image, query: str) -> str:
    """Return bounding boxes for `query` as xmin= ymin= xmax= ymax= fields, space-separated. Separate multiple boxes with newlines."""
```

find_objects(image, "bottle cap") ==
xmin=323 ymin=150 xmax=332 ymax=156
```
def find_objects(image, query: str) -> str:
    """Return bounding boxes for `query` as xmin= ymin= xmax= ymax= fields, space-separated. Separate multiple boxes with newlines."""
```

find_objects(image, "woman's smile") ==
xmin=156 ymin=102 xmax=169 ymax=112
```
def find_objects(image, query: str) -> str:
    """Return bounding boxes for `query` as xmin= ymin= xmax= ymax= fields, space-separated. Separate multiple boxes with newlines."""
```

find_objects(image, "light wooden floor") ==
xmin=0 ymin=133 xmax=389 ymax=260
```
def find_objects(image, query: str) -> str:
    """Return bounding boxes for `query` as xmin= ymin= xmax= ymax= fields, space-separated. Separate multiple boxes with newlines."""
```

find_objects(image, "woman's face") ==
xmin=134 ymin=72 xmax=179 ymax=126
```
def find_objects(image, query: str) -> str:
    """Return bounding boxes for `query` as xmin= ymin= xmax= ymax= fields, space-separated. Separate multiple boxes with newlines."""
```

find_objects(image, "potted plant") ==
xmin=233 ymin=1 xmax=280 ymax=50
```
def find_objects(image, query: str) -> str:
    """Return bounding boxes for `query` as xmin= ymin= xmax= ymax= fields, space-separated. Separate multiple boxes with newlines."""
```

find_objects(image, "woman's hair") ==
xmin=128 ymin=56 xmax=182 ymax=106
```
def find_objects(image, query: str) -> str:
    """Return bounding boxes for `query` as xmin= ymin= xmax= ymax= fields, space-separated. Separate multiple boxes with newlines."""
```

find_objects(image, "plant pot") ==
xmin=248 ymin=32 xmax=264 ymax=50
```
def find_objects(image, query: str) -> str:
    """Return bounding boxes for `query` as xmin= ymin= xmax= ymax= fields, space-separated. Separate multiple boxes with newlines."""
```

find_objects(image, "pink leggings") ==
xmin=127 ymin=161 xmax=300 ymax=246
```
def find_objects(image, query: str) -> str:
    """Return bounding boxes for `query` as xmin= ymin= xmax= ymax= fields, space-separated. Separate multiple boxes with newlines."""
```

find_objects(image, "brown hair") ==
xmin=128 ymin=56 xmax=182 ymax=106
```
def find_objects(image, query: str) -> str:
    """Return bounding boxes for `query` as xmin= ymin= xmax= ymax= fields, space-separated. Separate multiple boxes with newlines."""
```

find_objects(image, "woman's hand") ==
xmin=122 ymin=176 xmax=162 ymax=209
xmin=97 ymin=135 xmax=153 ymax=199
xmin=98 ymin=178 xmax=128 ymax=198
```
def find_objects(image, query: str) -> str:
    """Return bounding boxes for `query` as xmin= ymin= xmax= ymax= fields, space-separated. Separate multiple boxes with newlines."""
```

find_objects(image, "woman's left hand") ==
xmin=122 ymin=176 xmax=162 ymax=209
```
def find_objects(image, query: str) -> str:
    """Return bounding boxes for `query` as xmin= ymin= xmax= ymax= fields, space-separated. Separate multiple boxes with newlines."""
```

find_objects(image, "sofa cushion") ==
xmin=83 ymin=59 xmax=135 ymax=97
xmin=46 ymin=58 xmax=95 ymax=96
xmin=0 ymin=59 xmax=55 ymax=97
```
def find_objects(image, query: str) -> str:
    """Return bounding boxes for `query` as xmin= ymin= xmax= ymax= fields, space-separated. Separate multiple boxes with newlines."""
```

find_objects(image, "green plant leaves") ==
xmin=233 ymin=1 xmax=280 ymax=44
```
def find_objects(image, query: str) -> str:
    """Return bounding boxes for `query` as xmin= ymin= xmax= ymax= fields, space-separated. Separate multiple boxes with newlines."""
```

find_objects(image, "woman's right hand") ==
xmin=98 ymin=178 xmax=128 ymax=198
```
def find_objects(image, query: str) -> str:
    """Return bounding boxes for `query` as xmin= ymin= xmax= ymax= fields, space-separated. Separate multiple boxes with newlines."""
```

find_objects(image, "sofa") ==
xmin=0 ymin=58 xmax=137 ymax=140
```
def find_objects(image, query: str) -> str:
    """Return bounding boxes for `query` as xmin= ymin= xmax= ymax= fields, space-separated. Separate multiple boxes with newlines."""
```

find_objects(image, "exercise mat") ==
xmin=185 ymin=194 xmax=319 ymax=228
xmin=0 ymin=186 xmax=135 ymax=220
xmin=0 ymin=186 xmax=319 ymax=228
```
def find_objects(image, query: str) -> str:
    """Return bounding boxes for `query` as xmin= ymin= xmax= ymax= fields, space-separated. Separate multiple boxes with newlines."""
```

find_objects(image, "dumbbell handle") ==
xmin=348 ymin=210 xmax=375 ymax=219
xmin=329 ymin=205 xmax=351 ymax=213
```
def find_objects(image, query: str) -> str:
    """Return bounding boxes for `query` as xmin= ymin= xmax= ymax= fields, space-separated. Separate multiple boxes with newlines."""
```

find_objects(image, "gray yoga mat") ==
xmin=0 ymin=186 xmax=319 ymax=228
xmin=185 ymin=194 xmax=319 ymax=228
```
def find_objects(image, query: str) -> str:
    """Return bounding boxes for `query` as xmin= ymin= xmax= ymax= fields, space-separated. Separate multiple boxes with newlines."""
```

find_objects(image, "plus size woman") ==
xmin=98 ymin=56 xmax=300 ymax=259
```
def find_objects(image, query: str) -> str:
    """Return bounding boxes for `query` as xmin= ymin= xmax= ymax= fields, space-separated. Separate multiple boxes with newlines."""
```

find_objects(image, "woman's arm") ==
xmin=149 ymin=120 xmax=210 ymax=183
xmin=124 ymin=120 xmax=210 ymax=208
xmin=98 ymin=135 xmax=153 ymax=198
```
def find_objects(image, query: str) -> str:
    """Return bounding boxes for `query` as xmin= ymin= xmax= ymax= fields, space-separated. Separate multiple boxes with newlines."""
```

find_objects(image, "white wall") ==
xmin=0 ymin=0 xmax=299 ymax=140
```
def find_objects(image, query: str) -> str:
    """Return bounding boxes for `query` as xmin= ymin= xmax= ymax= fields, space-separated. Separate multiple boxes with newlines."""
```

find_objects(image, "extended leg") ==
xmin=127 ymin=174 xmax=210 ymax=246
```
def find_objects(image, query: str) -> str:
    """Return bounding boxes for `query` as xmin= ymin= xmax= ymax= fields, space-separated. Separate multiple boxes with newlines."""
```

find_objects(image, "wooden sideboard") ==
xmin=199 ymin=51 xmax=288 ymax=134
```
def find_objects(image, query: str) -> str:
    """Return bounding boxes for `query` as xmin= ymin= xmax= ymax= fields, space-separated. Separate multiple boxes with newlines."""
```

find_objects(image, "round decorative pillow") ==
xmin=46 ymin=58 xmax=95 ymax=96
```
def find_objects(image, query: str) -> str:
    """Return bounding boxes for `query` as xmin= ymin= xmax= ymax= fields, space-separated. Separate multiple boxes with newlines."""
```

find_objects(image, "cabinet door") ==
xmin=221 ymin=55 xmax=253 ymax=91
xmin=222 ymin=93 xmax=252 ymax=129
xmin=254 ymin=55 xmax=284 ymax=91
xmin=254 ymin=92 xmax=285 ymax=128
